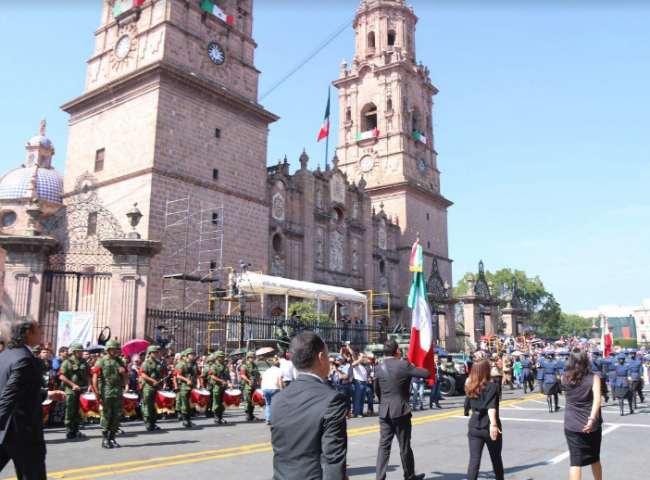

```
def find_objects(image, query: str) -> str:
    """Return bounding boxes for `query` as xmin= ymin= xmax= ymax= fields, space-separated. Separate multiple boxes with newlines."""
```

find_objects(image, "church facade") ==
xmin=0 ymin=0 xmax=455 ymax=349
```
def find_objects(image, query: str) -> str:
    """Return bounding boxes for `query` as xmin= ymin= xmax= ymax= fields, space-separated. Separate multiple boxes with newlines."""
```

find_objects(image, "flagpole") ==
xmin=325 ymin=87 xmax=330 ymax=170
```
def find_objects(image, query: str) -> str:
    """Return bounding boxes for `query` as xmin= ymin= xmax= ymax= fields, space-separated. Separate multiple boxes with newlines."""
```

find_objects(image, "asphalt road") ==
xmin=2 ymin=386 xmax=648 ymax=480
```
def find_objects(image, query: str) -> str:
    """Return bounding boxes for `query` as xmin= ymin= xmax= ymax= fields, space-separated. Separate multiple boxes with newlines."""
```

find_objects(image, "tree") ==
xmin=558 ymin=314 xmax=595 ymax=339
xmin=529 ymin=294 xmax=562 ymax=338
xmin=287 ymin=301 xmax=331 ymax=324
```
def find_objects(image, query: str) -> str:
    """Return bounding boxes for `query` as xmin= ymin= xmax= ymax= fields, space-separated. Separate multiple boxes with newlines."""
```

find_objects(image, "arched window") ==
xmin=345 ymin=107 xmax=352 ymax=122
xmin=379 ymin=260 xmax=386 ymax=276
xmin=361 ymin=103 xmax=378 ymax=131
xmin=412 ymin=109 xmax=420 ymax=133
xmin=387 ymin=30 xmax=396 ymax=47
xmin=272 ymin=233 xmax=283 ymax=253
xmin=368 ymin=31 xmax=376 ymax=49
xmin=386 ymin=98 xmax=393 ymax=111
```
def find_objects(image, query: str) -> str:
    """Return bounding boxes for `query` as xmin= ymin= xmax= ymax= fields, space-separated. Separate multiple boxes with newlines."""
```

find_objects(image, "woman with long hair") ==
xmin=561 ymin=348 xmax=603 ymax=480
xmin=464 ymin=358 xmax=504 ymax=480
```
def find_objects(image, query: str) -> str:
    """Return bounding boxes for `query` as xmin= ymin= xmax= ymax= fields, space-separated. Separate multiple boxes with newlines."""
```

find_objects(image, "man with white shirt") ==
xmin=350 ymin=350 xmax=373 ymax=418
xmin=0 ymin=317 xmax=66 ymax=479
xmin=271 ymin=331 xmax=347 ymax=480
xmin=279 ymin=353 xmax=297 ymax=388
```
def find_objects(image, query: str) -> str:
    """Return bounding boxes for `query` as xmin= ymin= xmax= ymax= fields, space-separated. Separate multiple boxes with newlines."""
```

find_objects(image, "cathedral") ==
xmin=0 ymin=0 xmax=455 ymax=348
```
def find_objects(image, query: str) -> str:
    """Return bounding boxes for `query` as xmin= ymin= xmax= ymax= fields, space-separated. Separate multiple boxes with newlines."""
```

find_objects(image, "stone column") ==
xmin=101 ymin=239 xmax=161 ymax=343
xmin=486 ymin=301 xmax=500 ymax=337
xmin=501 ymin=307 xmax=516 ymax=336
xmin=442 ymin=300 xmax=457 ymax=352
xmin=0 ymin=236 xmax=57 ymax=334
xmin=460 ymin=298 xmax=481 ymax=344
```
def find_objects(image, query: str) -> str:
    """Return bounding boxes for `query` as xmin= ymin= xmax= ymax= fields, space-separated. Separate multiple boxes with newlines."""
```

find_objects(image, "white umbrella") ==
xmin=511 ymin=350 xmax=523 ymax=356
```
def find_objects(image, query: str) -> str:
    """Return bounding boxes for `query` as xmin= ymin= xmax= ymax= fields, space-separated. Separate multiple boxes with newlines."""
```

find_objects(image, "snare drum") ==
xmin=123 ymin=392 xmax=139 ymax=418
xmin=190 ymin=388 xmax=211 ymax=412
xmin=79 ymin=392 xmax=101 ymax=419
xmin=252 ymin=388 xmax=265 ymax=408
xmin=155 ymin=390 xmax=177 ymax=414
xmin=223 ymin=388 xmax=241 ymax=408
xmin=42 ymin=399 xmax=52 ymax=423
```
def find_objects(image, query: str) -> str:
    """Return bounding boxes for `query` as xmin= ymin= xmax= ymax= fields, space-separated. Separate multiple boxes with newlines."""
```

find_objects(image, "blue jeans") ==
xmin=263 ymin=389 xmax=280 ymax=422
xmin=429 ymin=382 xmax=441 ymax=407
xmin=412 ymin=382 xmax=424 ymax=408
xmin=353 ymin=380 xmax=372 ymax=415
xmin=515 ymin=373 xmax=522 ymax=388
xmin=335 ymin=385 xmax=351 ymax=412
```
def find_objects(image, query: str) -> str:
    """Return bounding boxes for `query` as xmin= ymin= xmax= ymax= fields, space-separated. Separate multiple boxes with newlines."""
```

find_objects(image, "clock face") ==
xmin=419 ymin=159 xmax=427 ymax=173
xmin=115 ymin=35 xmax=131 ymax=60
xmin=360 ymin=155 xmax=374 ymax=172
xmin=207 ymin=42 xmax=226 ymax=66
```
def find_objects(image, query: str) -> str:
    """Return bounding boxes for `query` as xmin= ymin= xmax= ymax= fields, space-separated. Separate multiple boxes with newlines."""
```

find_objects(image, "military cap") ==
xmin=105 ymin=339 xmax=121 ymax=349
xmin=206 ymin=354 xmax=215 ymax=362
xmin=617 ymin=353 xmax=627 ymax=360
xmin=146 ymin=345 xmax=159 ymax=354
xmin=630 ymin=348 xmax=637 ymax=354
xmin=69 ymin=343 xmax=84 ymax=352
xmin=246 ymin=351 xmax=256 ymax=358
xmin=32 ymin=346 xmax=41 ymax=353
xmin=592 ymin=349 xmax=601 ymax=355
xmin=522 ymin=352 xmax=530 ymax=356
xmin=185 ymin=348 xmax=196 ymax=355
xmin=214 ymin=350 xmax=225 ymax=357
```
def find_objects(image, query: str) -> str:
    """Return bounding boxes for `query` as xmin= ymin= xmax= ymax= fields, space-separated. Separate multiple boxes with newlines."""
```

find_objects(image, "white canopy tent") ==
xmin=236 ymin=272 xmax=367 ymax=323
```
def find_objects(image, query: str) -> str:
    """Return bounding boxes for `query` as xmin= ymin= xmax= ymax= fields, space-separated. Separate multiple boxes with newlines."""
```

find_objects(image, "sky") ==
xmin=0 ymin=0 xmax=649 ymax=314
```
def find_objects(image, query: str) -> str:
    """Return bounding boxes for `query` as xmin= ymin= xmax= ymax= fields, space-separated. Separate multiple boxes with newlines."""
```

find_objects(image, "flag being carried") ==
xmin=600 ymin=315 xmax=612 ymax=357
xmin=407 ymin=237 xmax=435 ymax=385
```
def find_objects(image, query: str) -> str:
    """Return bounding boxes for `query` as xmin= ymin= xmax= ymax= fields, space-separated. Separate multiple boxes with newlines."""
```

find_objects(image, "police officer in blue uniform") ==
xmin=539 ymin=351 xmax=561 ymax=412
xmin=520 ymin=353 xmax=535 ymax=393
xmin=590 ymin=349 xmax=609 ymax=402
xmin=535 ymin=352 xmax=548 ymax=391
xmin=627 ymin=349 xmax=645 ymax=407
xmin=612 ymin=352 xmax=633 ymax=416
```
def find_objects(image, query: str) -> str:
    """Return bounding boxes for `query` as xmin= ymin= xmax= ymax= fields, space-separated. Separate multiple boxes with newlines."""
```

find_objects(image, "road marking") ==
xmin=546 ymin=425 xmax=620 ymax=465
xmin=452 ymin=416 xmax=650 ymax=428
xmin=502 ymin=407 xmax=649 ymax=415
xmin=21 ymin=394 xmax=545 ymax=480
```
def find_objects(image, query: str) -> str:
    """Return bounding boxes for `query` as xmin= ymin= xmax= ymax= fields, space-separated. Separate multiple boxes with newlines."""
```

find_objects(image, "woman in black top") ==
xmin=464 ymin=358 xmax=504 ymax=480
xmin=561 ymin=348 xmax=603 ymax=480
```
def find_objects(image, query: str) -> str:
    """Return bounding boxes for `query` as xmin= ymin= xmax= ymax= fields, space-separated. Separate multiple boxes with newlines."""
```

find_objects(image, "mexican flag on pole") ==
xmin=113 ymin=0 xmax=145 ymax=17
xmin=317 ymin=90 xmax=330 ymax=142
xmin=601 ymin=315 xmax=612 ymax=357
xmin=200 ymin=0 xmax=235 ymax=26
xmin=407 ymin=239 xmax=435 ymax=385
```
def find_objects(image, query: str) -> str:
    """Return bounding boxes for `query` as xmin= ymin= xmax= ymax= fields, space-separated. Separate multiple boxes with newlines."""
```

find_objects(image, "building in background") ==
xmin=579 ymin=299 xmax=650 ymax=345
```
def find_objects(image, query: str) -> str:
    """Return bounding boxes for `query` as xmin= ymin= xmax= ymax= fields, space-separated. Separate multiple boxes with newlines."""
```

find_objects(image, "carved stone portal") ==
xmin=330 ymin=231 xmax=343 ymax=272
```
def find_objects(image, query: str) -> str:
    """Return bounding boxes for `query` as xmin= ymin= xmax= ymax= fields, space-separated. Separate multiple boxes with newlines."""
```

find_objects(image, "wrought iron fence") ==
xmin=145 ymin=309 xmax=386 ymax=355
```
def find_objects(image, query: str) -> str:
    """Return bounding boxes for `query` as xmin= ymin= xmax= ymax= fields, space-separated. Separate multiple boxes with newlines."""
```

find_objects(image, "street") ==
xmin=2 ymin=386 xmax=648 ymax=480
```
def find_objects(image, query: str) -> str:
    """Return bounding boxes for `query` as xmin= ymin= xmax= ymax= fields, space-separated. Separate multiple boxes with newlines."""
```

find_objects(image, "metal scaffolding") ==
xmin=161 ymin=197 xmax=225 ymax=312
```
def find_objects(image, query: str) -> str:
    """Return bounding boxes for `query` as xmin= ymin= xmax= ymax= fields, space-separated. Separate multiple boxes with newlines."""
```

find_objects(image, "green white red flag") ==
xmin=317 ymin=90 xmax=331 ymax=142
xmin=600 ymin=315 xmax=612 ymax=357
xmin=407 ymin=239 xmax=435 ymax=385
xmin=113 ymin=0 xmax=145 ymax=17
xmin=201 ymin=0 xmax=235 ymax=26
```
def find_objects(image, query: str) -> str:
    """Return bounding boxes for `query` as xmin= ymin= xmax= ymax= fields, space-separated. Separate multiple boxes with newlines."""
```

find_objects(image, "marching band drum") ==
xmin=80 ymin=392 xmax=101 ymax=419
xmin=190 ymin=388 xmax=211 ymax=412
xmin=252 ymin=388 xmax=265 ymax=408
xmin=155 ymin=390 xmax=176 ymax=414
xmin=122 ymin=392 xmax=139 ymax=418
xmin=42 ymin=399 xmax=52 ymax=423
xmin=223 ymin=388 xmax=241 ymax=408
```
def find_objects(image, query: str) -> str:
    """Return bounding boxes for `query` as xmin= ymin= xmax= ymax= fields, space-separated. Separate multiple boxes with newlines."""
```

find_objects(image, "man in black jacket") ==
xmin=270 ymin=331 xmax=347 ymax=480
xmin=375 ymin=339 xmax=430 ymax=480
xmin=0 ymin=317 xmax=65 ymax=479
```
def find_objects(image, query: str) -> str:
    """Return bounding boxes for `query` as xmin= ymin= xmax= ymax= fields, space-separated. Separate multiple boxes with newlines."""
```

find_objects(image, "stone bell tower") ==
xmin=333 ymin=0 xmax=453 ymax=304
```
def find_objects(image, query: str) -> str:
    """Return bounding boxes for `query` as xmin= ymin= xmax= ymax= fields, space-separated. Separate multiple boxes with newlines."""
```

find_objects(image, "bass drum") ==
xmin=223 ymin=389 xmax=241 ymax=408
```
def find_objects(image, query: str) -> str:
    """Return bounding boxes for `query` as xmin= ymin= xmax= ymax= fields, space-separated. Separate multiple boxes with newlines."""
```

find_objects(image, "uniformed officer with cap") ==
xmin=209 ymin=350 xmax=230 ymax=424
xmin=539 ymin=351 xmax=561 ymax=412
xmin=590 ymin=349 xmax=609 ymax=402
xmin=612 ymin=352 xmax=634 ymax=416
xmin=520 ymin=353 xmax=535 ymax=393
xmin=59 ymin=342 xmax=90 ymax=439
xmin=627 ymin=348 xmax=645 ymax=407
xmin=92 ymin=339 xmax=128 ymax=448
xmin=240 ymin=351 xmax=261 ymax=421
xmin=140 ymin=345 xmax=164 ymax=431
xmin=177 ymin=348 xmax=200 ymax=427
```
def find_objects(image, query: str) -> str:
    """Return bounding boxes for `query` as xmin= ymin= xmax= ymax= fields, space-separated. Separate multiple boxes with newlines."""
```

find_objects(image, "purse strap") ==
xmin=380 ymin=361 xmax=408 ymax=405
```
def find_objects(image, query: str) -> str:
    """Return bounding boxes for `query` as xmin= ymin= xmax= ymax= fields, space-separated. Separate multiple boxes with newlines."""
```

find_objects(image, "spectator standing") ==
xmin=464 ymin=358 xmax=504 ymax=480
xmin=513 ymin=357 xmax=523 ymax=389
xmin=502 ymin=355 xmax=514 ymax=391
xmin=338 ymin=353 xmax=355 ymax=420
xmin=51 ymin=347 xmax=69 ymax=388
xmin=411 ymin=376 xmax=425 ymax=410
xmin=261 ymin=358 xmax=283 ymax=426
xmin=330 ymin=356 xmax=351 ymax=416
xmin=561 ymin=348 xmax=603 ymax=480
xmin=429 ymin=354 xmax=444 ymax=409
xmin=351 ymin=351 xmax=372 ymax=418
xmin=279 ymin=353 xmax=297 ymax=388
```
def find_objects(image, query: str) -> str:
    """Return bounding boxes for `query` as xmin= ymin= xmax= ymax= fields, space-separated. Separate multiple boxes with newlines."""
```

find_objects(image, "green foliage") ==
xmin=288 ymin=301 xmax=331 ymax=324
xmin=530 ymin=294 xmax=562 ymax=338
xmin=558 ymin=314 xmax=595 ymax=338
xmin=613 ymin=338 xmax=638 ymax=349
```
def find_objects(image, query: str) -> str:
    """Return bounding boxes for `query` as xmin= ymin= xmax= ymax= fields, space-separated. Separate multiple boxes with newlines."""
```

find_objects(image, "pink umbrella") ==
xmin=122 ymin=339 xmax=150 ymax=356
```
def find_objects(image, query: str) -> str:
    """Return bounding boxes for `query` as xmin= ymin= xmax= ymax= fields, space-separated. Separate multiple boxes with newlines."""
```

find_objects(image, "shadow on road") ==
xmin=127 ymin=440 xmax=200 ymax=448
xmin=348 ymin=465 xmax=397 ymax=476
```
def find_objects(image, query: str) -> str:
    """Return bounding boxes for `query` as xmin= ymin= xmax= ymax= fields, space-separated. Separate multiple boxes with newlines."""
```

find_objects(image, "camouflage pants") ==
xmin=213 ymin=387 xmax=225 ymax=420
xmin=205 ymin=386 xmax=213 ymax=414
xmin=100 ymin=395 xmax=123 ymax=433
xmin=64 ymin=391 xmax=81 ymax=433
xmin=179 ymin=387 xmax=192 ymax=418
xmin=142 ymin=387 xmax=157 ymax=423
xmin=242 ymin=385 xmax=255 ymax=417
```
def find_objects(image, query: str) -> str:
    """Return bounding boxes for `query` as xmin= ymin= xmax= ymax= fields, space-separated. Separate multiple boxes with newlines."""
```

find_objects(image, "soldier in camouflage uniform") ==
xmin=240 ymin=351 xmax=261 ymax=421
xmin=174 ymin=350 xmax=187 ymax=417
xmin=177 ymin=348 xmax=200 ymax=427
xmin=140 ymin=345 xmax=164 ymax=431
xmin=92 ymin=339 xmax=128 ymax=448
xmin=209 ymin=351 xmax=230 ymax=424
xmin=59 ymin=343 xmax=89 ymax=439
xmin=201 ymin=355 xmax=215 ymax=417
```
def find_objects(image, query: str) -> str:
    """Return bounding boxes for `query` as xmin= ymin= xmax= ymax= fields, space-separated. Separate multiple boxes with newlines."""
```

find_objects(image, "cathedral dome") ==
xmin=0 ymin=166 xmax=63 ymax=203
xmin=26 ymin=135 xmax=53 ymax=149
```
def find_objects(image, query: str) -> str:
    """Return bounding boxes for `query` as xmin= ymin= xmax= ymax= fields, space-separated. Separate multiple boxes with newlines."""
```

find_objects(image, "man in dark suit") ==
xmin=375 ymin=339 xmax=430 ymax=480
xmin=0 ymin=317 xmax=65 ymax=480
xmin=271 ymin=331 xmax=347 ymax=480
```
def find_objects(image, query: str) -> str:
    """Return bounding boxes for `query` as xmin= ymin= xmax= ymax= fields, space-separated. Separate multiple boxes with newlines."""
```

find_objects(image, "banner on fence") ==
xmin=57 ymin=312 xmax=95 ymax=352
